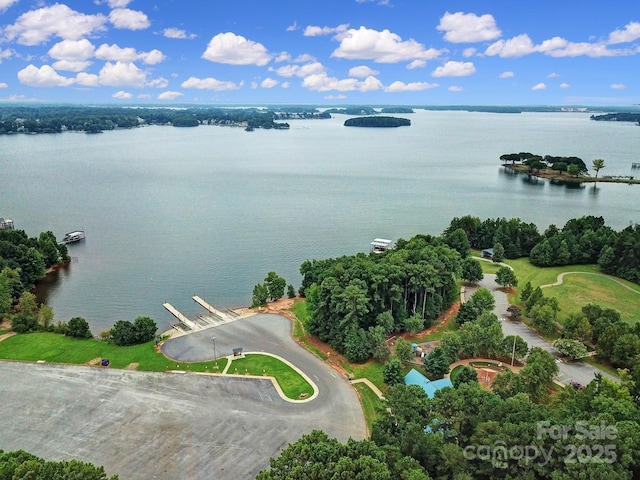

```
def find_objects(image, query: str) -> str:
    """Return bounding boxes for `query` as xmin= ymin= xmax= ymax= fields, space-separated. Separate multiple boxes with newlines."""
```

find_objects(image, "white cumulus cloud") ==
xmin=384 ymin=81 xmax=439 ymax=92
xmin=48 ymin=39 xmax=95 ymax=60
xmin=0 ymin=82 xmax=8 ymax=88
xmin=109 ymin=8 xmax=150 ymax=30
xmin=560 ymin=83 xmax=570 ymax=88
xmin=448 ymin=86 xmax=464 ymax=92
xmin=181 ymin=76 xmax=242 ymax=91
xmin=98 ymin=61 xmax=147 ymax=87
xmin=112 ymin=90 xmax=132 ymax=99
xmin=303 ymin=24 xmax=349 ymax=37
xmin=0 ymin=0 xmax=19 ymax=12
xmin=261 ymin=78 xmax=279 ymax=88
xmin=407 ymin=60 xmax=426 ymax=69
xmin=158 ymin=91 xmax=184 ymax=100
xmin=17 ymin=64 xmax=74 ymax=87
xmin=608 ymin=22 xmax=640 ymax=44
xmin=163 ymin=28 xmax=195 ymax=39
xmin=3 ymin=4 xmax=107 ymax=45
xmin=302 ymin=73 xmax=382 ymax=92
xmin=332 ymin=26 xmax=443 ymax=63
xmin=611 ymin=83 xmax=626 ymax=90
xmin=271 ymin=61 xmax=325 ymax=78
xmin=95 ymin=44 xmax=165 ymax=65
xmin=75 ymin=72 xmax=100 ymax=87
xmin=349 ymin=65 xmax=380 ymax=77
xmin=431 ymin=61 xmax=475 ymax=77
xmin=499 ymin=71 xmax=514 ymax=78
xmin=202 ymin=32 xmax=272 ymax=66
xmin=532 ymin=82 xmax=546 ymax=90
xmin=437 ymin=11 xmax=502 ymax=43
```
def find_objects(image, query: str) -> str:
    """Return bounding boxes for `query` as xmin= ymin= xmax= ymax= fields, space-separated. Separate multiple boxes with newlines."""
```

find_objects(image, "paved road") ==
xmin=0 ymin=314 xmax=365 ymax=480
xmin=467 ymin=275 xmax=618 ymax=387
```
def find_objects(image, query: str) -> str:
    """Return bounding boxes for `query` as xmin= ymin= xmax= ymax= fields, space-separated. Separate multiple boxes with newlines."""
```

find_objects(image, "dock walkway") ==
xmin=163 ymin=303 xmax=200 ymax=331
xmin=192 ymin=296 xmax=235 ymax=323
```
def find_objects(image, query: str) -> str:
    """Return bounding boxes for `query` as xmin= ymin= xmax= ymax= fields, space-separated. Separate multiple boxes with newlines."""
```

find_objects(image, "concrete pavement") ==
xmin=0 ymin=314 xmax=366 ymax=480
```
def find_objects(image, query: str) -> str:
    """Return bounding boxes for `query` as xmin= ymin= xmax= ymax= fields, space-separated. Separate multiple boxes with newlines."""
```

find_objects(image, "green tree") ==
xmin=592 ymin=158 xmax=605 ymax=179
xmin=264 ymin=271 xmax=286 ymax=301
xmin=520 ymin=347 xmax=558 ymax=402
xmin=0 ymin=450 xmax=118 ymax=480
xmin=567 ymin=163 xmax=580 ymax=176
xmin=460 ymin=258 xmax=483 ymax=284
xmin=423 ymin=346 xmax=450 ymax=379
xmin=492 ymin=242 xmax=505 ymax=263
xmin=394 ymin=337 xmax=414 ymax=364
xmin=404 ymin=313 xmax=424 ymax=334
xmin=369 ymin=325 xmax=390 ymax=361
xmin=286 ymin=284 xmax=296 ymax=299
xmin=251 ymin=282 xmax=269 ymax=307
xmin=611 ymin=333 xmax=640 ymax=368
xmin=469 ymin=287 xmax=495 ymax=313
xmin=67 ymin=317 xmax=93 ymax=338
xmin=383 ymin=357 xmax=406 ymax=386
xmin=491 ymin=370 xmax=526 ymax=399
xmin=563 ymin=313 xmax=593 ymax=343
xmin=109 ymin=320 xmax=136 ymax=346
xmin=528 ymin=303 xmax=556 ymax=334
xmin=37 ymin=304 xmax=54 ymax=330
xmin=132 ymin=316 xmax=157 ymax=343
xmin=344 ymin=328 xmax=371 ymax=363
xmin=500 ymin=335 xmax=529 ymax=360
xmin=444 ymin=228 xmax=470 ymax=258
xmin=452 ymin=365 xmax=478 ymax=388
xmin=495 ymin=266 xmax=518 ymax=288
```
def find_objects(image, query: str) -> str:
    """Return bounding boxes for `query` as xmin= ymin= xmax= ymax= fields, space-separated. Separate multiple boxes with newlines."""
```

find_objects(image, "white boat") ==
xmin=62 ymin=230 xmax=85 ymax=244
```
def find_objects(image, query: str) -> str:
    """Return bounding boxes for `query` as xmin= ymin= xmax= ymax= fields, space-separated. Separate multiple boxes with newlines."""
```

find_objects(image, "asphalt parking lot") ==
xmin=0 ymin=314 xmax=366 ymax=479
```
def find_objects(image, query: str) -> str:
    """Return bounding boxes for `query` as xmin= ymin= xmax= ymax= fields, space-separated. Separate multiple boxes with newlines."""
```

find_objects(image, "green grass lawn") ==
xmin=289 ymin=299 xmax=328 ymax=360
xmin=0 ymin=332 xmax=228 ymax=373
xmin=353 ymin=382 xmax=383 ymax=432
xmin=543 ymin=273 xmax=640 ymax=324
xmin=229 ymin=353 xmax=315 ymax=399
xmin=504 ymin=258 xmax=640 ymax=324
xmin=341 ymin=360 xmax=386 ymax=391
xmin=449 ymin=364 xmax=464 ymax=383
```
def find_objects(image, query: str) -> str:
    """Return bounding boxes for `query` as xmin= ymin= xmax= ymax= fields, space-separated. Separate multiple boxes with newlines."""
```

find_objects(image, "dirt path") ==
xmin=540 ymin=271 xmax=640 ymax=294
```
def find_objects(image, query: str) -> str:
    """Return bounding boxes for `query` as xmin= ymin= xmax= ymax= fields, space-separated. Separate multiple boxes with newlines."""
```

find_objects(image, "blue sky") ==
xmin=0 ymin=0 xmax=638 ymax=105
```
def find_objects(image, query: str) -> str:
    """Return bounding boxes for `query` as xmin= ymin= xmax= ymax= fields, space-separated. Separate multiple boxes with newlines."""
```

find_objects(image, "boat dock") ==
xmin=163 ymin=296 xmax=252 ymax=333
xmin=163 ymin=303 xmax=200 ymax=331
xmin=192 ymin=295 xmax=235 ymax=323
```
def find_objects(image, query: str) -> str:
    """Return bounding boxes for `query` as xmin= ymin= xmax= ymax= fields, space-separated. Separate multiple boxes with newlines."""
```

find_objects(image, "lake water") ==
xmin=2 ymin=110 xmax=639 ymax=333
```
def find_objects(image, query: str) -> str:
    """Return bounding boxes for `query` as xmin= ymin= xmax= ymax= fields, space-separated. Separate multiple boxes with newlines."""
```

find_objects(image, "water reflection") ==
xmin=32 ymin=262 xmax=71 ymax=307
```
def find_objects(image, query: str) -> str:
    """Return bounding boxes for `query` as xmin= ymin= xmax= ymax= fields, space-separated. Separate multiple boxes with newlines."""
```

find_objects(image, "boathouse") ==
xmin=370 ymin=238 xmax=393 ymax=253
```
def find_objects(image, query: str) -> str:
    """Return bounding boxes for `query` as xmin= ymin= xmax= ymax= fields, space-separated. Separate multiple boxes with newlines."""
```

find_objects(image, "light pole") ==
xmin=212 ymin=336 xmax=217 ymax=361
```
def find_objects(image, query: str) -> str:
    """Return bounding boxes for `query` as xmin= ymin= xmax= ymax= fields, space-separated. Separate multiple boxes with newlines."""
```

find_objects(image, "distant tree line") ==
xmin=0 ymin=105 xmax=291 ymax=134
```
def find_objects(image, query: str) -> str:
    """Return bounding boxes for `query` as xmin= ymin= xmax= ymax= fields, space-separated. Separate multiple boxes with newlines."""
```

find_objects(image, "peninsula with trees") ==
xmin=500 ymin=151 xmax=639 ymax=184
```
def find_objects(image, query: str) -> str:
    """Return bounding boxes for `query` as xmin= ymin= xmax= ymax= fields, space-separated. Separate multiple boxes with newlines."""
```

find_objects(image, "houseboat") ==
xmin=62 ymin=230 xmax=85 ymax=244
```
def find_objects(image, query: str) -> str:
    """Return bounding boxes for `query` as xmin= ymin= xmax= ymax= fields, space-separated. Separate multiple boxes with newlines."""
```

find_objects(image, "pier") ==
xmin=192 ymin=296 xmax=235 ymax=322
xmin=163 ymin=303 xmax=200 ymax=331
xmin=632 ymin=163 xmax=640 ymax=169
